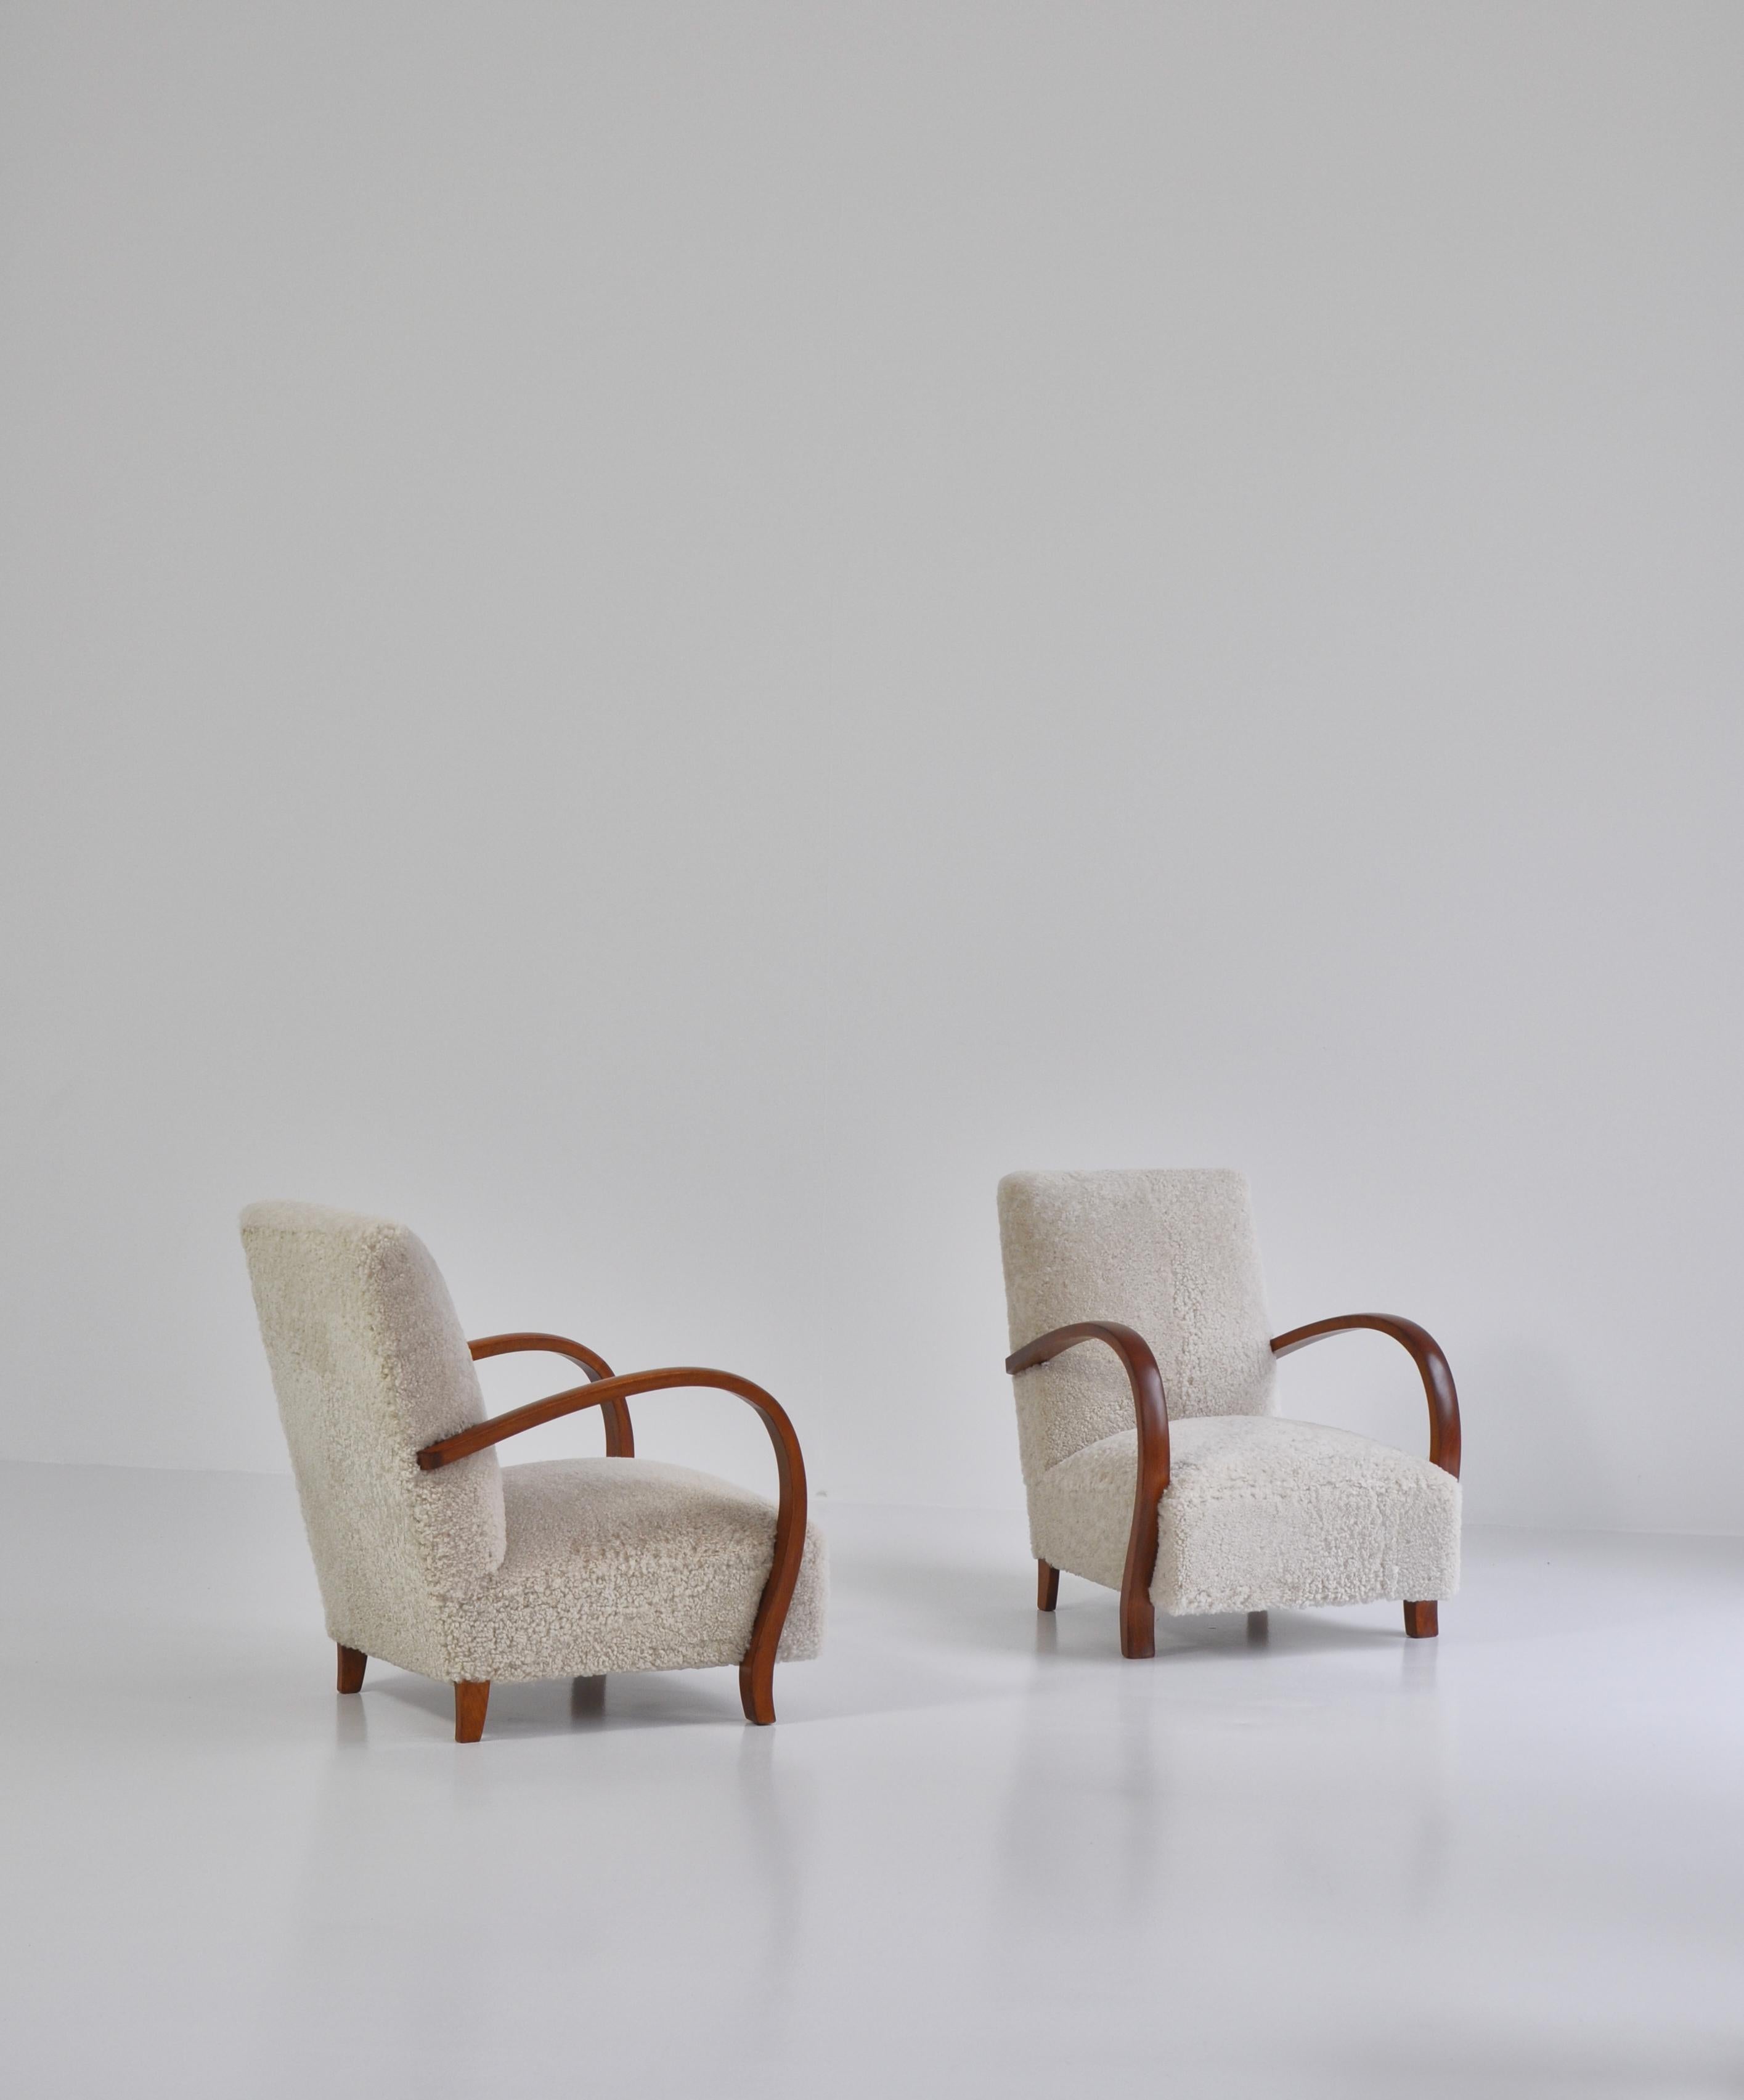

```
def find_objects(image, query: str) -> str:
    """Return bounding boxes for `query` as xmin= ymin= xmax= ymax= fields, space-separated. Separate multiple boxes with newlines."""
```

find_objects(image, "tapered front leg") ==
xmin=1120 ymin=1591 xmax=1156 ymax=1659
xmin=1403 ymin=1601 xmax=1438 ymax=1638
xmin=1037 ymin=1561 xmax=1060 ymax=1612
xmin=454 ymin=1681 xmax=491 ymax=1741
xmin=336 ymin=1646 xmax=366 ymax=1693
xmin=739 ymin=1654 xmax=776 ymax=1726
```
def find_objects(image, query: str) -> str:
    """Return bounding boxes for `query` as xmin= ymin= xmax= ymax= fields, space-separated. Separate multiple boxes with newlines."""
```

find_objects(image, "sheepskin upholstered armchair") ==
xmin=240 ymin=1203 xmax=825 ymax=1739
xmin=998 ymin=1171 xmax=1461 ymax=1658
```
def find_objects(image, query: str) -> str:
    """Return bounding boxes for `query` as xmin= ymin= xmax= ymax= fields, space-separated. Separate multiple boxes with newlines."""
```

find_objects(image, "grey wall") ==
xmin=4 ymin=2 xmax=1740 ymax=1528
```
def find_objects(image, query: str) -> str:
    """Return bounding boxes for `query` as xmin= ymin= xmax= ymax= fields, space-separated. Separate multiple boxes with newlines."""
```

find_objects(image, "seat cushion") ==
xmin=1027 ymin=1415 xmax=1459 ymax=1615
xmin=445 ymin=1457 xmax=828 ymax=1682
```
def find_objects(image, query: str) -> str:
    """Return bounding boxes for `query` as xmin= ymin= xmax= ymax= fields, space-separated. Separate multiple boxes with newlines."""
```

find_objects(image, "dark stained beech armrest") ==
xmin=1004 ymin=1322 xmax=1170 ymax=1660
xmin=422 ymin=1364 xmax=808 ymax=1726
xmin=1269 ymin=1314 xmax=1461 ymax=1478
xmin=469 ymin=1332 xmax=631 ymax=1456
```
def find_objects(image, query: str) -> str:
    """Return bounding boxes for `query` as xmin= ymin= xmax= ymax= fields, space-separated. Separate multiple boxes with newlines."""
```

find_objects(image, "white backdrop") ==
xmin=3 ymin=2 xmax=1740 ymax=1530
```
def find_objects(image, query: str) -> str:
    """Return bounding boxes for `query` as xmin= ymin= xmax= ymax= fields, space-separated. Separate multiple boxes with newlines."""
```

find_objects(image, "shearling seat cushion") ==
xmin=443 ymin=1458 xmax=829 ymax=1683
xmin=1027 ymin=1415 xmax=1460 ymax=1616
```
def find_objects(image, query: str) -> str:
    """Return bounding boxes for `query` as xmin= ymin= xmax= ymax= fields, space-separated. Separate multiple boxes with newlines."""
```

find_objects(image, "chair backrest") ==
xmin=997 ymin=1169 xmax=1276 ymax=1483
xmin=240 ymin=1204 xmax=507 ymax=1641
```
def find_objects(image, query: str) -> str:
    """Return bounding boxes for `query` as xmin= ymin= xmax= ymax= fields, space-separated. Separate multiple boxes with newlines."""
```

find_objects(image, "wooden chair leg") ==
xmin=1404 ymin=1600 xmax=1438 ymax=1638
xmin=336 ymin=1645 xmax=366 ymax=1693
xmin=739 ymin=1653 xmax=776 ymax=1727
xmin=1119 ymin=1588 xmax=1156 ymax=1659
xmin=454 ymin=1681 xmax=491 ymax=1742
xmin=1037 ymin=1560 xmax=1060 ymax=1612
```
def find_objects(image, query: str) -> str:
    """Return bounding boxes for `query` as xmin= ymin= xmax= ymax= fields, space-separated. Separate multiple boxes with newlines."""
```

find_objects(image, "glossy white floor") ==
xmin=1 ymin=1463 xmax=1740 ymax=2099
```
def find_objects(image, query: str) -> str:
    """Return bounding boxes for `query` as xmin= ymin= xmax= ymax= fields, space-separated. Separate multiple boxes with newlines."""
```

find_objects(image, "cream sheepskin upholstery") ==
xmin=240 ymin=1202 xmax=825 ymax=1685
xmin=1028 ymin=1418 xmax=1460 ymax=1614
xmin=998 ymin=1171 xmax=1459 ymax=1614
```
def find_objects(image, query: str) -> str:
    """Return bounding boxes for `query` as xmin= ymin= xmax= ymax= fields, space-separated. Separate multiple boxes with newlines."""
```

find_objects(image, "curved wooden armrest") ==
xmin=418 ymin=1365 xmax=808 ymax=1723
xmin=469 ymin=1332 xmax=631 ymax=1456
xmin=1004 ymin=1322 xmax=1170 ymax=1659
xmin=1269 ymin=1314 xmax=1461 ymax=1477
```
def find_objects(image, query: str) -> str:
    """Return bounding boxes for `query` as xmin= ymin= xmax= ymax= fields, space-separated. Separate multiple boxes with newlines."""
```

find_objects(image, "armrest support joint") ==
xmin=1006 ymin=1321 xmax=1170 ymax=1659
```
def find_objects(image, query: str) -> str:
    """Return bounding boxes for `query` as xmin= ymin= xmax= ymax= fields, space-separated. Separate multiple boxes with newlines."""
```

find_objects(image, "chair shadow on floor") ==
xmin=841 ymin=1545 xmax=1422 ymax=1665
xmin=336 ymin=1560 xmax=1433 ymax=1743
xmin=363 ymin=1664 xmax=749 ymax=1738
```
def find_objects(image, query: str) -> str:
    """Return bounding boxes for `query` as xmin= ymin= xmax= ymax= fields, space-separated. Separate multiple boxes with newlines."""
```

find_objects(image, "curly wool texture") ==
xmin=448 ymin=1458 xmax=826 ymax=1682
xmin=998 ymin=1169 xmax=1277 ymax=1483
xmin=240 ymin=1203 xmax=825 ymax=1686
xmin=241 ymin=1202 xmax=505 ymax=1680
xmin=1029 ymin=1415 xmax=1461 ymax=1614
